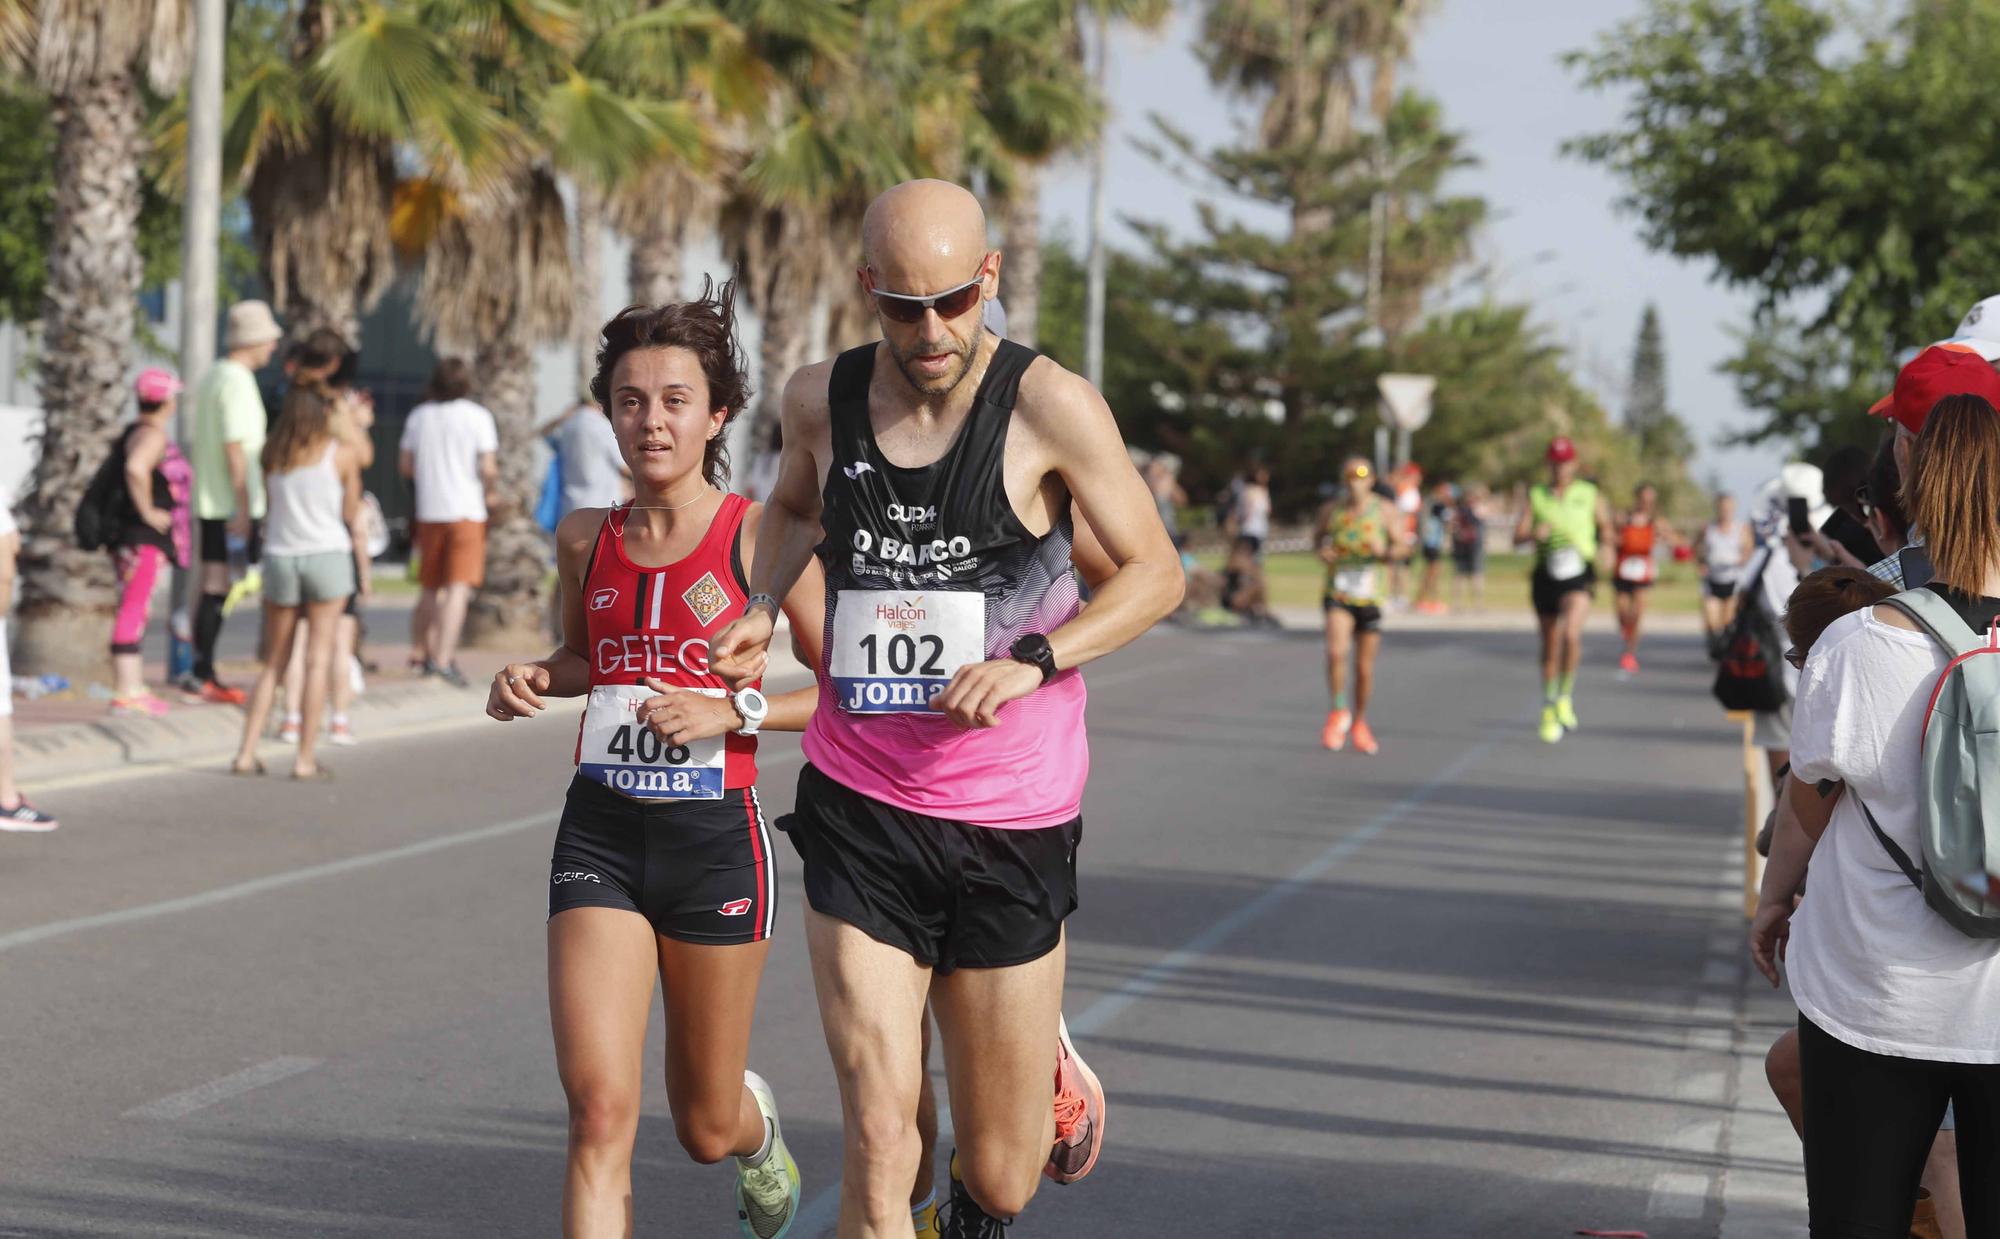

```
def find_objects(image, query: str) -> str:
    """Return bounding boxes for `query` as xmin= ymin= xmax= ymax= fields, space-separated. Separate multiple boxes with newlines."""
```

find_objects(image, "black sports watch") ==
xmin=1009 ymin=633 xmax=1058 ymax=684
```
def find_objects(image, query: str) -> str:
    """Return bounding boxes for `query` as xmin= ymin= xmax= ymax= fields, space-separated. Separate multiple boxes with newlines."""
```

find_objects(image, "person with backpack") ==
xmin=106 ymin=368 xmax=192 ymax=716
xmin=1751 ymin=394 xmax=2000 ymax=1235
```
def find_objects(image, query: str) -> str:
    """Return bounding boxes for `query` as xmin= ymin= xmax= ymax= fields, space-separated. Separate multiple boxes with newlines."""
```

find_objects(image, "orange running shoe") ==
xmin=1350 ymin=720 xmax=1379 ymax=755
xmin=200 ymin=680 xmax=247 ymax=706
xmin=1321 ymin=708 xmax=1352 ymax=751
xmin=1044 ymin=1015 xmax=1105 ymax=1184
xmin=1619 ymin=652 xmax=1640 ymax=675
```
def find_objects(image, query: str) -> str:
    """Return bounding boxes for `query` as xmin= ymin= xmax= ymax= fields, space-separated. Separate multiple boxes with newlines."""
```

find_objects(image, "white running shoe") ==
xmin=735 ymin=1070 xmax=800 ymax=1239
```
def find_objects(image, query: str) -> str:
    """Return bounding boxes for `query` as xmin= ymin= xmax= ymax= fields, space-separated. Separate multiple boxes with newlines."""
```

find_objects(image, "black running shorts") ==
xmin=779 ymin=763 xmax=1081 ymax=974
xmin=1322 ymin=595 xmax=1383 ymax=633
xmin=197 ymin=517 xmax=263 ymax=566
xmin=547 ymin=774 xmax=778 ymax=945
xmin=1531 ymin=565 xmax=1596 ymax=617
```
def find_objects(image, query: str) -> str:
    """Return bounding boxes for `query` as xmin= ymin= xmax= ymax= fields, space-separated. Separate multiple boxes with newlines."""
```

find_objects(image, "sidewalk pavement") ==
xmin=12 ymin=621 xmax=806 ymax=787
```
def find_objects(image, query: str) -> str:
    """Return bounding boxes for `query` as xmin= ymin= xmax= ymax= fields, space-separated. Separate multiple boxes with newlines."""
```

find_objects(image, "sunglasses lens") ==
xmin=873 ymin=279 xmax=983 ymax=325
xmin=875 ymin=295 xmax=927 ymax=324
xmin=931 ymin=284 xmax=983 ymax=320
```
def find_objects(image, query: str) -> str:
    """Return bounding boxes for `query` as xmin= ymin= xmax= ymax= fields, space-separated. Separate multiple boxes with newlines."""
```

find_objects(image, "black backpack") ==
xmin=73 ymin=432 xmax=130 ymax=552
xmin=1712 ymin=548 xmax=1789 ymax=713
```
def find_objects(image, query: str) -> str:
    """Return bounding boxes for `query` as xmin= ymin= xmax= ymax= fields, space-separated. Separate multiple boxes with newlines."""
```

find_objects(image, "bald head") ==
xmin=862 ymin=180 xmax=988 ymax=291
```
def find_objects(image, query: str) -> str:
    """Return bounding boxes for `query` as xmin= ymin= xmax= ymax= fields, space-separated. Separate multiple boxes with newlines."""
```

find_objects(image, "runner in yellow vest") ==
xmin=1513 ymin=437 xmax=1614 ymax=743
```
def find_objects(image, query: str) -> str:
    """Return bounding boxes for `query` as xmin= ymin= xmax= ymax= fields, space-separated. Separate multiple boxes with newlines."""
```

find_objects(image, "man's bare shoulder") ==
xmin=781 ymin=358 xmax=839 ymax=431
xmin=1014 ymin=352 xmax=1110 ymax=433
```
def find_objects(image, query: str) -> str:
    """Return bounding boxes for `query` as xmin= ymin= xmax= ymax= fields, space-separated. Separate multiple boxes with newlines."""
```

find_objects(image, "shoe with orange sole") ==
xmin=1350 ymin=720 xmax=1379 ymax=755
xmin=1321 ymin=708 xmax=1352 ymax=751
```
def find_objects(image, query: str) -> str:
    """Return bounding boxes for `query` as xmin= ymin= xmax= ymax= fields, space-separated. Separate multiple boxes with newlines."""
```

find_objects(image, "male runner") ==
xmin=1514 ymin=437 xmax=1612 ymax=744
xmin=710 ymin=179 xmax=1184 ymax=1238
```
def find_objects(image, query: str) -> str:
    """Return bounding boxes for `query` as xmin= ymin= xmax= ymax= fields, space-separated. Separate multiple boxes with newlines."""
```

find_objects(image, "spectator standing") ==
xmin=108 ymin=368 xmax=192 ymax=715
xmin=277 ymin=330 xmax=375 ymax=745
xmin=1414 ymin=481 xmax=1453 ymax=614
xmin=1450 ymin=483 xmax=1488 ymax=610
xmin=1753 ymin=395 xmax=2000 ymax=1235
xmin=400 ymin=358 xmax=497 ymax=687
xmin=0 ymin=493 xmax=56 ymax=831
xmin=1146 ymin=454 xmax=1187 ymax=549
xmin=183 ymin=300 xmax=283 ymax=703
xmin=546 ymin=396 xmax=629 ymax=518
xmin=1224 ymin=463 xmax=1276 ymax=625
xmin=230 ymin=381 xmax=367 ymax=779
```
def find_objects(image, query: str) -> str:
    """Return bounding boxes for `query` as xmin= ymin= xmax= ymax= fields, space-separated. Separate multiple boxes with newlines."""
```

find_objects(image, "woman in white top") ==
xmin=1697 ymin=493 xmax=1754 ymax=646
xmin=230 ymin=381 xmax=368 ymax=780
xmin=1752 ymin=394 xmax=2000 ymax=1233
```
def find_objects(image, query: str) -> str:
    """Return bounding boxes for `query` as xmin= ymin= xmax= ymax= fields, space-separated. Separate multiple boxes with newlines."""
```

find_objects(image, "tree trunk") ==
xmin=997 ymin=162 xmax=1044 ymax=348
xmin=464 ymin=330 xmax=549 ymax=647
xmin=626 ymin=211 xmax=685 ymax=308
xmin=13 ymin=72 xmax=147 ymax=680
xmin=573 ymin=183 xmax=605 ymax=396
xmin=746 ymin=295 xmax=812 ymax=463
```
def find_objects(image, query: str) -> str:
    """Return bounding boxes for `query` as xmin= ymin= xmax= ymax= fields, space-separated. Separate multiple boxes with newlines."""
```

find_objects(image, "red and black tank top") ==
xmin=576 ymin=493 xmax=760 ymax=788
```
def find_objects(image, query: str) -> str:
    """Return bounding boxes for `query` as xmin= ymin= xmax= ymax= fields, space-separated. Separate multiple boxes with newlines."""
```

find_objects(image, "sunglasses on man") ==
xmin=867 ymin=259 xmax=990 ymax=324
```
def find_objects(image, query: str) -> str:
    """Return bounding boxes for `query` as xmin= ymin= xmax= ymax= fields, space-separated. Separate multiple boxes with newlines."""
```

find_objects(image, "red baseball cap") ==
xmin=1869 ymin=343 xmax=2000 ymax=435
xmin=1546 ymin=436 xmax=1577 ymax=463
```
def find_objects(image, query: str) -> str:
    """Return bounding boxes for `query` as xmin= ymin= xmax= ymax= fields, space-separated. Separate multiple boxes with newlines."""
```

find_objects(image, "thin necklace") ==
xmin=625 ymin=489 xmax=716 ymax=513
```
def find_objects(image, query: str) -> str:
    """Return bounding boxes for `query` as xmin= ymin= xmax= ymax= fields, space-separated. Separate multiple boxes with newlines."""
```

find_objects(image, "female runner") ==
xmin=485 ymin=285 xmax=814 ymax=1239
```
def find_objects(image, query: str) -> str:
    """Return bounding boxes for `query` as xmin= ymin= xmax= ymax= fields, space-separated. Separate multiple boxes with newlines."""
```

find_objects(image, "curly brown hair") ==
xmin=587 ymin=277 xmax=750 ymax=489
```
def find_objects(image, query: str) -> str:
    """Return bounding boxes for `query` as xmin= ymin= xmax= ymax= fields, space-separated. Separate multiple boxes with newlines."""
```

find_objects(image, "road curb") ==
xmin=16 ymin=647 xmax=812 ymax=785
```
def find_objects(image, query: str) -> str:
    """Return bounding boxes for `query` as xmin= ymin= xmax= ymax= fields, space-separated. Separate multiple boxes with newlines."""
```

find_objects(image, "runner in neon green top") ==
xmin=1513 ymin=437 xmax=1614 ymax=743
xmin=1315 ymin=458 xmax=1406 ymax=754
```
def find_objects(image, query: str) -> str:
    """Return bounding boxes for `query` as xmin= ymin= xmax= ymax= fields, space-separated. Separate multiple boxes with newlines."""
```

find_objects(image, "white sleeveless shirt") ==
xmin=263 ymin=442 xmax=351 ymax=558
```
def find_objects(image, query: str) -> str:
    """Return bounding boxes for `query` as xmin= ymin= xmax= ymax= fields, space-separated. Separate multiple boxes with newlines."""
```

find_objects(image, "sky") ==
xmin=1039 ymin=0 xmax=1774 ymax=502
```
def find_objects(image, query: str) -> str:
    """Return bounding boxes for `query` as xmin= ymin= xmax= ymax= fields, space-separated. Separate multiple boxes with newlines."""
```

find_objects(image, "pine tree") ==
xmin=1622 ymin=303 xmax=1698 ymax=505
xmin=1626 ymin=304 xmax=1669 ymax=437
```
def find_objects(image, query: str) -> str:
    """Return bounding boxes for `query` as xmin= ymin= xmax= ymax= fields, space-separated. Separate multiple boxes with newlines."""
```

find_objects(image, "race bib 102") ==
xmin=830 ymin=589 xmax=986 ymax=713
xmin=578 ymin=684 xmax=725 ymax=801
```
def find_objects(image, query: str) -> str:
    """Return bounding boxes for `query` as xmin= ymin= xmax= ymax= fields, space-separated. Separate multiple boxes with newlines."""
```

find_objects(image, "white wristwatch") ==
xmin=732 ymin=686 xmax=769 ymax=737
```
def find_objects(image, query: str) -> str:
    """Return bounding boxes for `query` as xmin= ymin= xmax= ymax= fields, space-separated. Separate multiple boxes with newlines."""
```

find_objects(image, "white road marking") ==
xmin=789 ymin=738 xmax=1496 ymax=1235
xmin=1649 ymin=1172 xmax=1714 ymax=1218
xmin=125 ymin=1056 xmax=321 ymax=1120
xmin=0 ymin=751 xmax=809 ymax=956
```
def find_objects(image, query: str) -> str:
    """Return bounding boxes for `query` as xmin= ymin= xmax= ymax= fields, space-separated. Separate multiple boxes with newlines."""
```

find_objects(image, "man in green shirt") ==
xmin=1514 ymin=436 xmax=1614 ymax=744
xmin=180 ymin=300 xmax=282 ymax=703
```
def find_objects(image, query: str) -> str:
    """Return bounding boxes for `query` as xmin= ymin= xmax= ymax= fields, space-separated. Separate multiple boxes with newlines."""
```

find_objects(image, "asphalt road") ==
xmin=0 ymin=622 xmax=1776 ymax=1238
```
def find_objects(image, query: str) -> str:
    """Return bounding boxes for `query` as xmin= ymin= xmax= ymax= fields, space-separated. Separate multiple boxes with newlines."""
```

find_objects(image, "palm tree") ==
xmin=722 ymin=0 xmax=947 ymax=458
xmin=401 ymin=0 xmax=700 ymax=642
xmin=2 ymin=0 xmax=191 ymax=677
xmin=1198 ymin=0 xmax=1429 ymax=235
xmin=218 ymin=2 xmax=494 ymax=346
xmin=968 ymin=0 xmax=1166 ymax=349
xmin=415 ymin=169 xmax=574 ymax=639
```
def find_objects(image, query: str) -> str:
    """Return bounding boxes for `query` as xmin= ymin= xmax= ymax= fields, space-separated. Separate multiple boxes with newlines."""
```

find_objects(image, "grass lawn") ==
xmin=1197 ymin=549 xmax=1710 ymax=615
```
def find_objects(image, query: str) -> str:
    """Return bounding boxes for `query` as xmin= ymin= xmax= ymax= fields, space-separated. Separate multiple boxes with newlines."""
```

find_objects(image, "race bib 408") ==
xmin=579 ymin=684 xmax=726 ymax=800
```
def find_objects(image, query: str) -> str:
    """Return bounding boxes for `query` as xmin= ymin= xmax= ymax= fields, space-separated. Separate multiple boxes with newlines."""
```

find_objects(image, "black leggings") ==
xmin=1800 ymin=1015 xmax=2000 ymax=1236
